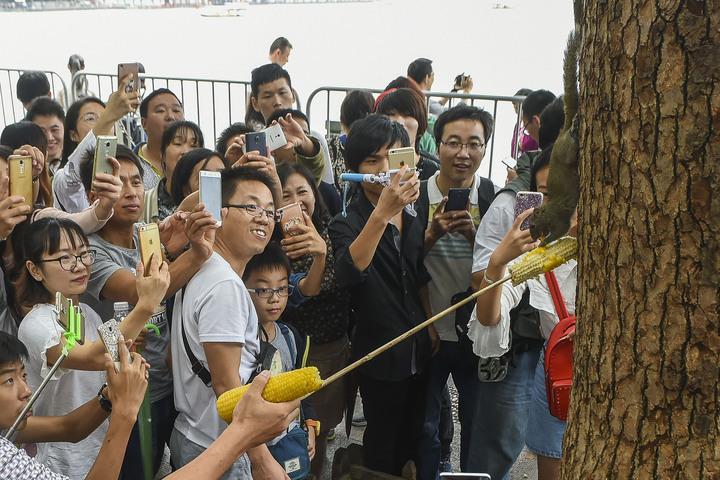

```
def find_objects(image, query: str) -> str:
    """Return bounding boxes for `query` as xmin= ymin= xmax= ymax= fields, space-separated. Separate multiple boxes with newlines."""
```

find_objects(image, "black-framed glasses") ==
xmin=247 ymin=285 xmax=295 ymax=299
xmin=38 ymin=251 xmax=95 ymax=271
xmin=223 ymin=204 xmax=279 ymax=222
xmin=440 ymin=140 xmax=486 ymax=152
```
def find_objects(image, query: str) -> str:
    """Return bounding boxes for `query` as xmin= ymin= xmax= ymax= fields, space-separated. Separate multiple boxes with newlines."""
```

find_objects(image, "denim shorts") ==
xmin=524 ymin=352 xmax=566 ymax=459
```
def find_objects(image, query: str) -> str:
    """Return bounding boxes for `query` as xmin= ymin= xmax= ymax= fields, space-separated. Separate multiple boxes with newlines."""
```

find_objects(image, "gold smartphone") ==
xmin=9 ymin=155 xmax=33 ymax=210
xmin=278 ymin=202 xmax=306 ymax=238
xmin=54 ymin=292 xmax=85 ymax=344
xmin=117 ymin=63 xmax=140 ymax=93
xmin=138 ymin=223 xmax=163 ymax=275
xmin=388 ymin=146 xmax=416 ymax=171
xmin=93 ymin=136 xmax=117 ymax=185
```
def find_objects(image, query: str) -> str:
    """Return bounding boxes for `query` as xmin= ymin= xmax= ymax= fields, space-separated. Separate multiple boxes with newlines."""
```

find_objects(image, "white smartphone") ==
xmin=199 ymin=170 xmax=223 ymax=226
xmin=97 ymin=319 xmax=121 ymax=371
xmin=262 ymin=123 xmax=287 ymax=152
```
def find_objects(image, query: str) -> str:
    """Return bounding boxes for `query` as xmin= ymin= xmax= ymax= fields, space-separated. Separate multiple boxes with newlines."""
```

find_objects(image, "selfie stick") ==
xmin=5 ymin=307 xmax=83 ymax=439
xmin=321 ymin=237 xmax=578 ymax=388
xmin=339 ymin=170 xmax=417 ymax=217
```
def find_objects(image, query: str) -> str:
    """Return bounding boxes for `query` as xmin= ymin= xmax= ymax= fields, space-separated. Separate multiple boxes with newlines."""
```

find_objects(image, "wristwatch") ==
xmin=305 ymin=419 xmax=320 ymax=436
xmin=97 ymin=383 xmax=112 ymax=413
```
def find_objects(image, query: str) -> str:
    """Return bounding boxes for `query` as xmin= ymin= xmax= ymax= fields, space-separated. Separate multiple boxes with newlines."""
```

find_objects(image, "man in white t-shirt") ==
xmin=417 ymin=104 xmax=497 ymax=479
xmin=170 ymin=166 xmax=286 ymax=479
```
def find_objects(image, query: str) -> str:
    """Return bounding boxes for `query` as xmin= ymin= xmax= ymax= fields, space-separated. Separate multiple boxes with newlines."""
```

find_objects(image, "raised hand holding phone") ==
xmin=514 ymin=191 xmax=544 ymax=230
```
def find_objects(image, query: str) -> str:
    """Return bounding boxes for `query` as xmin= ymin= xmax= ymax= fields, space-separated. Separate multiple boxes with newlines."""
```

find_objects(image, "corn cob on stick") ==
xmin=216 ymin=367 xmax=323 ymax=423
xmin=215 ymin=238 xmax=578 ymax=421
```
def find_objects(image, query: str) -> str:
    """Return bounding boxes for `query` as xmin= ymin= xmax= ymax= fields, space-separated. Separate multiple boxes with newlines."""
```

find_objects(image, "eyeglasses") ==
xmin=38 ymin=251 xmax=95 ymax=271
xmin=440 ymin=140 xmax=485 ymax=153
xmin=247 ymin=285 xmax=295 ymax=299
xmin=223 ymin=204 xmax=279 ymax=222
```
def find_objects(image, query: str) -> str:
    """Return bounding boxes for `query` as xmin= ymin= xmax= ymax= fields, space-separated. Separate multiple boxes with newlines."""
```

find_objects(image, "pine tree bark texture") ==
xmin=561 ymin=1 xmax=719 ymax=478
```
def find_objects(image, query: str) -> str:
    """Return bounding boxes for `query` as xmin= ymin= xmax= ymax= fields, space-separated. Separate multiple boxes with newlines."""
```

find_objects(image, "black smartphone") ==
xmin=445 ymin=188 xmax=471 ymax=211
xmin=245 ymin=131 xmax=267 ymax=157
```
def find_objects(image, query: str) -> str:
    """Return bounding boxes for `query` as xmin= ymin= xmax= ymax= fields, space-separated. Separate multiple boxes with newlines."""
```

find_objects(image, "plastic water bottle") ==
xmin=113 ymin=302 xmax=130 ymax=322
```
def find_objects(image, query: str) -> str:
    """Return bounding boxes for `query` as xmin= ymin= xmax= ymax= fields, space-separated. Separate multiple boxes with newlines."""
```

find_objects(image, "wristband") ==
xmin=483 ymin=270 xmax=499 ymax=285
xmin=97 ymin=383 xmax=112 ymax=413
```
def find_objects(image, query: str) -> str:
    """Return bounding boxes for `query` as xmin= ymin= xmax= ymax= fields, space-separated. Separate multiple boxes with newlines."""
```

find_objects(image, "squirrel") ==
xmin=530 ymin=29 xmax=581 ymax=244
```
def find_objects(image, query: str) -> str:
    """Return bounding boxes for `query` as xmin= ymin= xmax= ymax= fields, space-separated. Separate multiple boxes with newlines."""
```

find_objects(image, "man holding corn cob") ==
xmin=170 ymin=167 xmax=289 ymax=479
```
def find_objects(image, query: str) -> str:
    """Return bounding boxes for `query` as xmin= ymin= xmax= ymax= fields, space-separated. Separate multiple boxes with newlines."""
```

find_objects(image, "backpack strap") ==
xmin=178 ymin=287 xmax=213 ymax=387
xmin=476 ymin=177 xmax=496 ymax=219
xmin=279 ymin=322 xmax=310 ymax=369
xmin=544 ymin=271 xmax=570 ymax=320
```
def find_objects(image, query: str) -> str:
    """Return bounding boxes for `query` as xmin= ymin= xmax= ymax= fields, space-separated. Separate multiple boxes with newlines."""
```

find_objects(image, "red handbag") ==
xmin=543 ymin=271 xmax=576 ymax=421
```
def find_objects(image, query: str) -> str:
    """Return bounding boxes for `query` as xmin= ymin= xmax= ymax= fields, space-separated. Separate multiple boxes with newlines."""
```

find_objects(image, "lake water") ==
xmin=0 ymin=0 xmax=574 ymax=184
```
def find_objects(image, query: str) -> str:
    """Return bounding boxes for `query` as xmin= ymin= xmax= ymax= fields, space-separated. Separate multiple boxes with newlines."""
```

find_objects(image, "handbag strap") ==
xmin=544 ymin=271 xmax=570 ymax=320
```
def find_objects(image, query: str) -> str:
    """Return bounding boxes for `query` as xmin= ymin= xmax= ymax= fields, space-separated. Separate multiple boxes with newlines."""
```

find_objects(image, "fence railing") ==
xmin=0 ymin=68 xmax=67 ymax=128
xmin=306 ymin=87 xmax=525 ymax=183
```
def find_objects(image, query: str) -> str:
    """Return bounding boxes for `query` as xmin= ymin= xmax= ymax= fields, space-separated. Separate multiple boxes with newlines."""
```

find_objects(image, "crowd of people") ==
xmin=0 ymin=37 xmax=577 ymax=480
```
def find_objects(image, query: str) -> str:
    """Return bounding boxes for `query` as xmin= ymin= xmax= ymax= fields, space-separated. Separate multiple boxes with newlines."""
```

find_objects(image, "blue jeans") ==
xmin=466 ymin=346 xmax=540 ymax=480
xmin=119 ymin=393 xmax=177 ymax=479
xmin=417 ymin=341 xmax=479 ymax=480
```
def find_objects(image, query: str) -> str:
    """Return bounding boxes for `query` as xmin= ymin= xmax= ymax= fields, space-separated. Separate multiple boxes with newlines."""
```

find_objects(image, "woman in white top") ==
xmin=468 ymin=187 xmax=577 ymax=479
xmin=16 ymin=217 xmax=169 ymax=479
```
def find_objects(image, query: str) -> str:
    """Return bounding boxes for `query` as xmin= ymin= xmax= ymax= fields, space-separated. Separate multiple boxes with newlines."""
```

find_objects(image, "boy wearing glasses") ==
xmin=242 ymin=242 xmax=319 ymax=475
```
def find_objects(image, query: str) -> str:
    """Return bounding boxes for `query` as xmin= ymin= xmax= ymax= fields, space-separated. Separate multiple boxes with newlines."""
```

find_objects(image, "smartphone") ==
xmin=117 ymin=63 xmax=140 ymax=93
xmin=515 ymin=191 xmax=544 ymax=230
xmin=54 ymin=292 xmax=85 ymax=345
xmin=277 ymin=202 xmax=306 ymax=238
xmin=388 ymin=146 xmax=416 ymax=171
xmin=446 ymin=188 xmax=471 ymax=212
xmin=440 ymin=474 xmax=490 ymax=480
xmin=97 ymin=319 xmax=121 ymax=370
xmin=199 ymin=170 xmax=222 ymax=226
xmin=246 ymin=131 xmax=268 ymax=157
xmin=93 ymin=136 xmax=117 ymax=185
xmin=138 ymin=223 xmax=163 ymax=274
xmin=501 ymin=158 xmax=516 ymax=170
xmin=262 ymin=123 xmax=287 ymax=152
xmin=8 ymin=155 xmax=33 ymax=210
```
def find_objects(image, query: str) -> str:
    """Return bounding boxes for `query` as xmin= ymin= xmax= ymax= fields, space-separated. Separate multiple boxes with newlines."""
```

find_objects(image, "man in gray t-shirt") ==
xmin=79 ymin=147 xmax=215 ymax=478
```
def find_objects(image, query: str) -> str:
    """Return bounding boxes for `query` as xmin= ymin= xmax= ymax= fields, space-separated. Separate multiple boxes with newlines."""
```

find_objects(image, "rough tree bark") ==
xmin=561 ymin=1 xmax=719 ymax=478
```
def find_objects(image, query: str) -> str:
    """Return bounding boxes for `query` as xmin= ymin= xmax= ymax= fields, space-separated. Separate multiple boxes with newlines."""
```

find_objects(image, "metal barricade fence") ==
xmin=72 ymin=72 xmax=257 ymax=147
xmin=306 ymin=87 xmax=526 ymax=185
xmin=0 ymin=68 xmax=67 ymax=129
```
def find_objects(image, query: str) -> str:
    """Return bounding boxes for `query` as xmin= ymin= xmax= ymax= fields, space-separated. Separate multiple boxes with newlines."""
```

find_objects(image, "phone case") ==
xmin=278 ymin=202 xmax=306 ymax=238
xmin=199 ymin=171 xmax=222 ymax=226
xmin=117 ymin=63 xmax=140 ymax=92
xmin=446 ymin=188 xmax=471 ymax=211
xmin=97 ymin=319 xmax=121 ymax=366
xmin=388 ymin=146 xmax=416 ymax=171
xmin=246 ymin=132 xmax=268 ymax=157
xmin=514 ymin=191 xmax=544 ymax=230
xmin=9 ymin=156 xmax=33 ymax=209
xmin=262 ymin=124 xmax=287 ymax=152
xmin=93 ymin=136 xmax=117 ymax=180
xmin=138 ymin=224 xmax=163 ymax=274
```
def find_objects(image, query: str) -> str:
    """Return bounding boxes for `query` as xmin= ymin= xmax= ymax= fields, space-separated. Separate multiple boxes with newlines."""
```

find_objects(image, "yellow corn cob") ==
xmin=509 ymin=236 xmax=578 ymax=285
xmin=216 ymin=367 xmax=324 ymax=423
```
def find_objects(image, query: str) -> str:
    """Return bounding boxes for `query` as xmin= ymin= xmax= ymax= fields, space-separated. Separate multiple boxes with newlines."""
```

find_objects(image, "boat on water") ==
xmin=200 ymin=0 xmax=248 ymax=17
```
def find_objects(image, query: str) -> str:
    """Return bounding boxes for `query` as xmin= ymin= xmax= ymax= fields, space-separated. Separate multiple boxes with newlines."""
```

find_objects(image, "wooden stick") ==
xmin=322 ymin=273 xmax=512 ymax=387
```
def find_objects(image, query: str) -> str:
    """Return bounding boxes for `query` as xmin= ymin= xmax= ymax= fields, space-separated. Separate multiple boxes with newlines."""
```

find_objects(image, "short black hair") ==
xmin=26 ymin=97 xmax=65 ymax=123
xmin=160 ymin=120 xmax=205 ymax=159
xmin=242 ymin=241 xmax=291 ymax=281
xmin=530 ymin=143 xmax=553 ymax=192
xmin=0 ymin=145 xmax=13 ymax=161
xmin=16 ymin=71 xmax=51 ymax=105
xmin=62 ymin=97 xmax=105 ymax=162
xmin=0 ymin=121 xmax=48 ymax=154
xmin=269 ymin=37 xmax=293 ymax=54
xmin=139 ymin=88 xmax=182 ymax=119
xmin=266 ymin=108 xmax=308 ymax=129
xmin=384 ymin=76 xmax=421 ymax=92
xmin=251 ymin=64 xmax=292 ymax=98
xmin=374 ymin=88 xmax=428 ymax=151
xmin=171 ymin=148 xmax=226 ymax=205
xmin=344 ymin=114 xmax=411 ymax=172
xmin=221 ymin=166 xmax=276 ymax=205
xmin=340 ymin=90 xmax=374 ymax=129
xmin=434 ymin=104 xmax=494 ymax=144
xmin=0 ymin=331 xmax=28 ymax=367
xmin=514 ymin=88 xmax=533 ymax=97
xmin=538 ymin=96 xmax=565 ymax=149
xmin=407 ymin=58 xmax=433 ymax=85
xmin=216 ymin=122 xmax=253 ymax=154
xmin=80 ymin=144 xmax=144 ymax=192
xmin=521 ymin=89 xmax=556 ymax=119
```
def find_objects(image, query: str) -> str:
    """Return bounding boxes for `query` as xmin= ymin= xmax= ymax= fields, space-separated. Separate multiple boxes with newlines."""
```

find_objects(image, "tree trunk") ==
xmin=562 ymin=1 xmax=720 ymax=478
